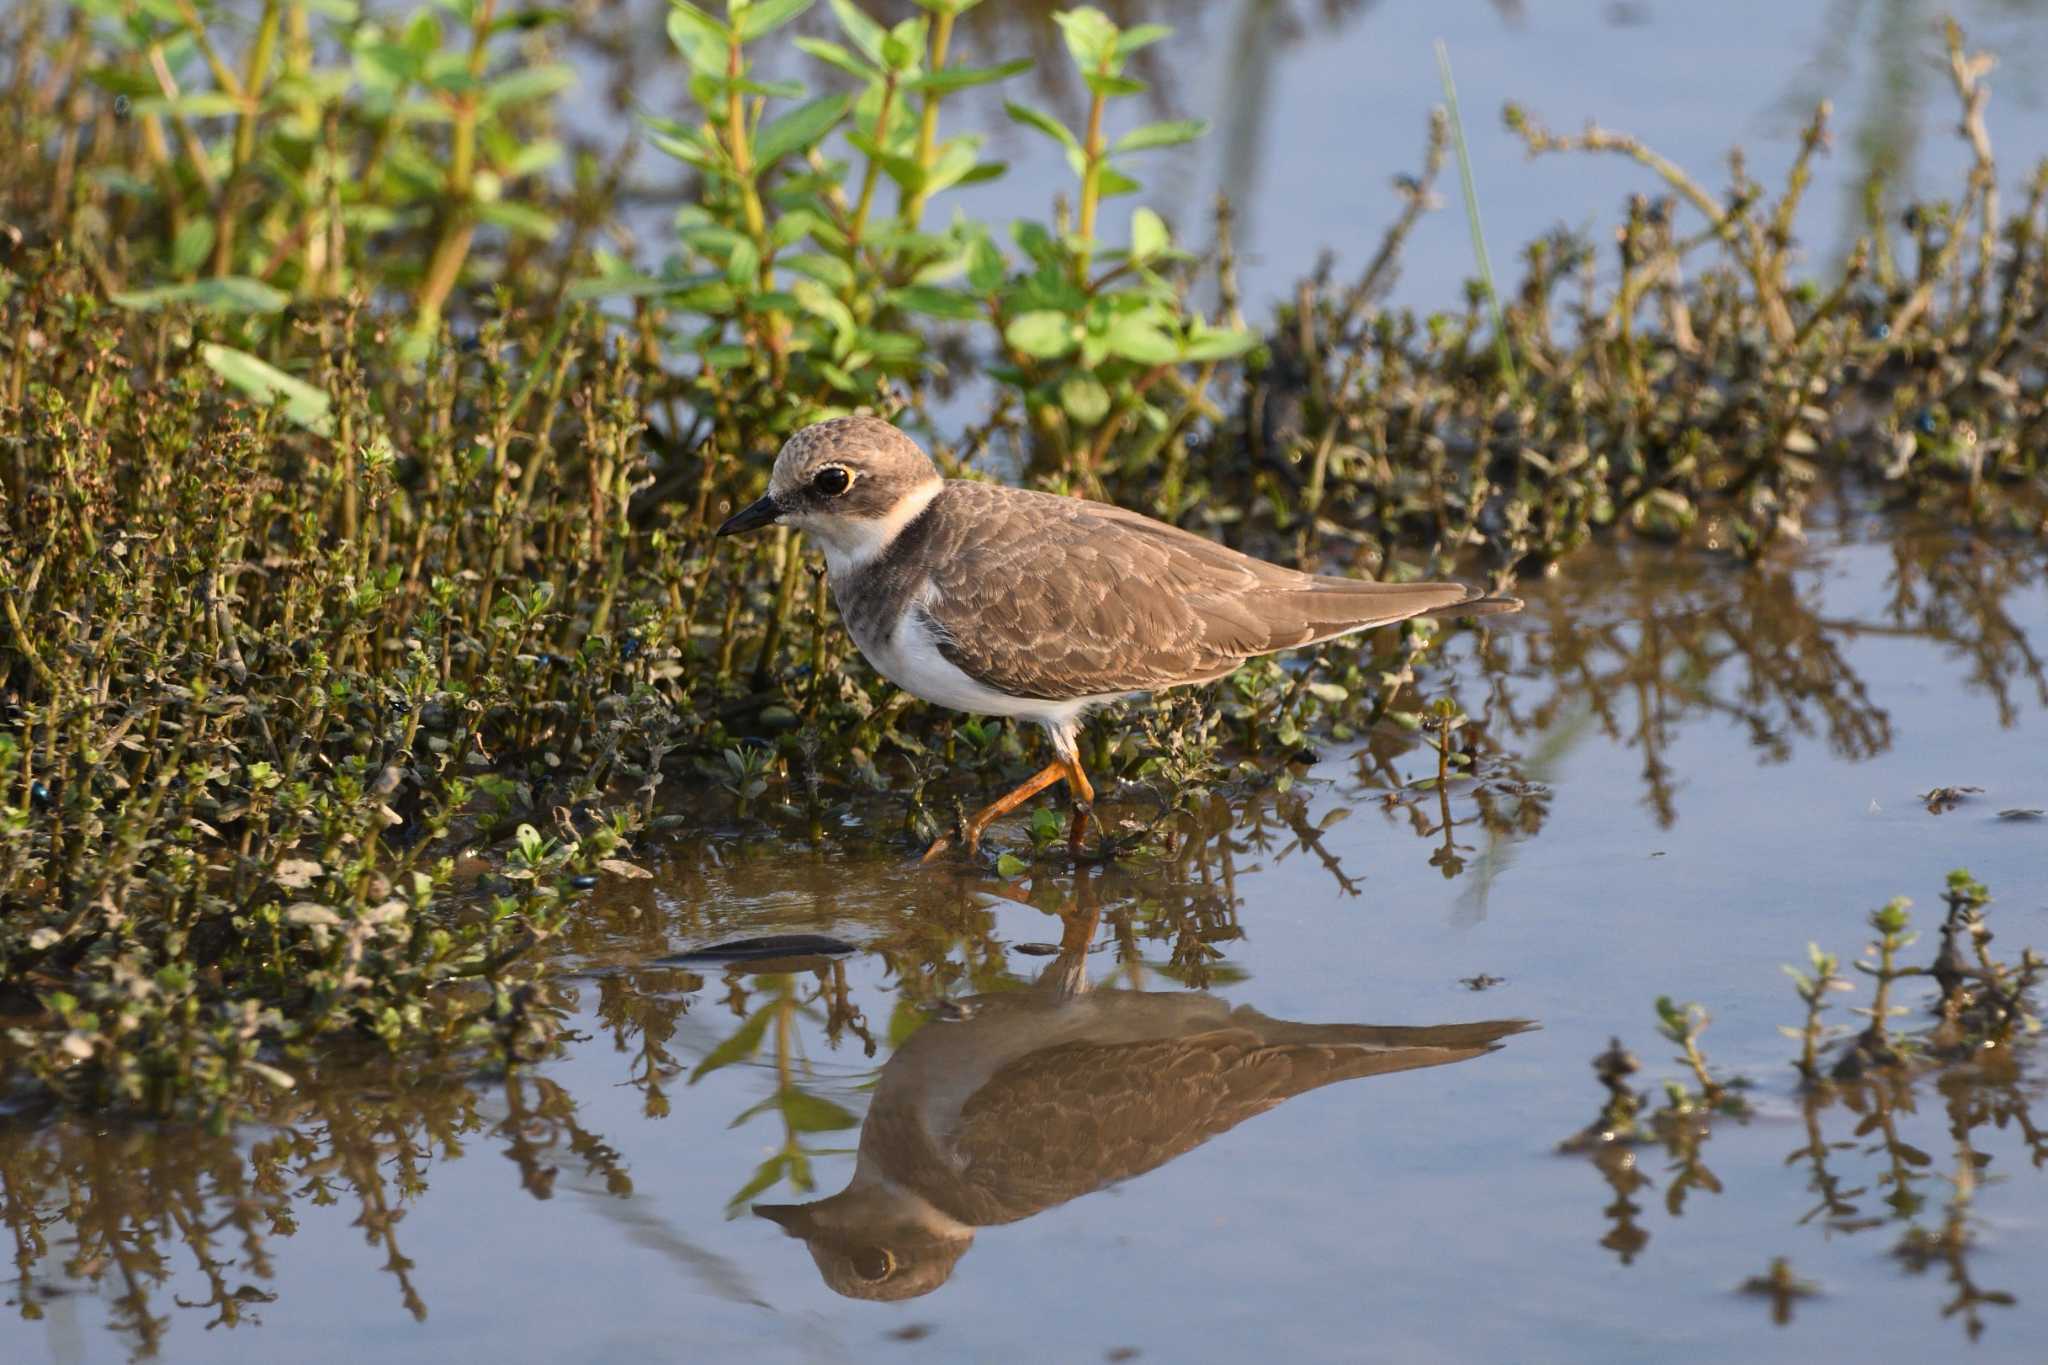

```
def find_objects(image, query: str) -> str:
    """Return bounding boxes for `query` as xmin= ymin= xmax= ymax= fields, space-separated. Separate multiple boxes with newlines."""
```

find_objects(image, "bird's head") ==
xmin=716 ymin=415 xmax=943 ymax=575
xmin=754 ymin=1187 xmax=974 ymax=1301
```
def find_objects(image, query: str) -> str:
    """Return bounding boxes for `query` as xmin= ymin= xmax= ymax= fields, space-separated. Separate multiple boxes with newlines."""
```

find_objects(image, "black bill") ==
xmin=716 ymin=493 xmax=783 ymax=536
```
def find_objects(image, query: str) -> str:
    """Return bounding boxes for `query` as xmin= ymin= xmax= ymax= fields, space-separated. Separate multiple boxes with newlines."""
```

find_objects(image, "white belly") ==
xmin=850 ymin=588 xmax=1105 ymax=730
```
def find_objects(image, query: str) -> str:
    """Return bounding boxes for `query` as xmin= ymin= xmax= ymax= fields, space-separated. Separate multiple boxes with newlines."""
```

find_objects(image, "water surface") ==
xmin=6 ymin=497 xmax=2045 ymax=1363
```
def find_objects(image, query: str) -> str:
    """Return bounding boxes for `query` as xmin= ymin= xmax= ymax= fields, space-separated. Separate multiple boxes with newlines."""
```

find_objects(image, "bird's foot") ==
xmin=1067 ymin=800 xmax=1093 ymax=856
xmin=918 ymin=816 xmax=983 ymax=864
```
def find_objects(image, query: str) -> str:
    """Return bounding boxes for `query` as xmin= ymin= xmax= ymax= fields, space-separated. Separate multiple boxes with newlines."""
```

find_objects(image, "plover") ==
xmin=717 ymin=415 xmax=1520 ymax=858
xmin=754 ymin=893 xmax=1532 ymax=1300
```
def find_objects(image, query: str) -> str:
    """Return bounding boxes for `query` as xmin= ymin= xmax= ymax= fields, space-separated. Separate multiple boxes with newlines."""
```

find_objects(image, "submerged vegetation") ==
xmin=1 ymin=0 xmax=2045 ymax=1133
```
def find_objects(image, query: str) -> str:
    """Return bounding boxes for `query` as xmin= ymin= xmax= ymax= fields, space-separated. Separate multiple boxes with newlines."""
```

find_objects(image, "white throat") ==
xmin=803 ymin=478 xmax=943 ymax=579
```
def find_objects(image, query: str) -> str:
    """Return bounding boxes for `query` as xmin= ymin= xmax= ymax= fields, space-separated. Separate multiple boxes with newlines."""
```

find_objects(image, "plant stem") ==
xmin=1077 ymin=65 xmax=1107 ymax=274
xmin=1435 ymin=39 xmax=1518 ymax=399
xmin=900 ymin=10 xmax=955 ymax=229
xmin=415 ymin=0 xmax=497 ymax=331
xmin=849 ymin=71 xmax=898 ymax=244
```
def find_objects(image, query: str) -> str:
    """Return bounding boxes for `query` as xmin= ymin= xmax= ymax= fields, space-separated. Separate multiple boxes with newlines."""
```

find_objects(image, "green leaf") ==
xmin=199 ymin=344 xmax=339 ymax=441
xmin=1052 ymin=8 xmax=1118 ymax=71
xmin=754 ymin=92 xmax=850 ymax=165
xmin=920 ymin=138 xmax=981 ymax=196
xmin=730 ymin=74 xmax=806 ymax=99
xmin=793 ymin=35 xmax=872 ymax=79
xmin=85 ymin=67 xmax=161 ymax=99
xmin=791 ymin=280 xmax=856 ymax=351
xmin=489 ymin=5 xmax=566 ymax=35
xmin=1059 ymin=373 xmax=1111 ymax=425
xmin=476 ymin=200 xmax=559 ymax=239
xmin=1095 ymin=164 xmax=1140 ymax=198
xmin=781 ymin=251 xmax=855 ymax=290
xmin=1004 ymin=101 xmax=1078 ymax=153
xmin=737 ymin=0 xmax=813 ymax=42
xmin=966 ymin=236 xmax=1006 ymax=291
xmin=645 ymin=118 xmax=720 ymax=171
xmin=889 ymin=284 xmax=981 ymax=321
xmin=1102 ymin=313 xmax=1178 ymax=363
xmin=725 ymin=236 xmax=761 ymax=287
xmin=1114 ymin=119 xmax=1205 ymax=154
xmin=169 ymin=219 xmax=216 ymax=276
xmin=1128 ymin=206 xmax=1168 ymax=261
xmin=906 ymin=57 xmax=1031 ymax=93
xmin=482 ymin=62 xmax=574 ymax=111
xmin=691 ymin=1005 xmax=772 ymax=1082
xmin=828 ymin=0 xmax=887 ymax=65
xmin=881 ymin=15 xmax=928 ymax=71
xmin=1114 ymin=23 xmax=1171 ymax=57
xmin=355 ymin=39 xmax=419 ymax=86
xmin=724 ymin=1153 xmax=790 ymax=1214
xmin=1011 ymin=219 xmax=1060 ymax=267
xmin=994 ymin=852 xmax=1028 ymax=877
xmin=504 ymin=138 xmax=564 ymax=178
xmin=1180 ymin=325 xmax=1257 ymax=361
xmin=779 ymin=1088 xmax=860 ymax=1132
xmin=667 ymin=2 xmax=729 ymax=75
xmin=1005 ymin=310 xmax=1075 ymax=359
xmin=1081 ymin=70 xmax=1145 ymax=98
xmin=114 ymin=278 xmax=289 ymax=315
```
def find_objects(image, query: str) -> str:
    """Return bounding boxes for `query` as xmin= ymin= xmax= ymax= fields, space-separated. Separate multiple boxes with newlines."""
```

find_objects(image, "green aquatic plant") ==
xmin=1433 ymin=39 xmax=1517 ymax=399
xmin=1781 ymin=942 xmax=1853 ymax=1087
xmin=1838 ymin=896 xmax=1920 ymax=1077
xmin=1655 ymin=994 xmax=1740 ymax=1112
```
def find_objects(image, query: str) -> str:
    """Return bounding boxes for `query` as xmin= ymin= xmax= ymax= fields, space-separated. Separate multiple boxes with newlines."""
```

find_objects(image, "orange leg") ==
xmin=921 ymin=760 xmax=1068 ymax=863
xmin=1063 ymin=755 xmax=1095 ymax=854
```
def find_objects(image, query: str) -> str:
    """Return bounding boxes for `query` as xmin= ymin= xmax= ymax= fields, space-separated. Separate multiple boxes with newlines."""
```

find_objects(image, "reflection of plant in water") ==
xmin=0 ymin=1068 xmax=625 ymax=1359
xmin=1741 ymin=1256 xmax=1819 ymax=1326
xmin=1563 ymin=870 xmax=2044 ymax=1341
xmin=689 ymin=971 xmax=867 ymax=1215
xmin=1890 ymin=1064 xmax=2021 ymax=1340
xmin=1458 ymin=520 xmax=2045 ymax=831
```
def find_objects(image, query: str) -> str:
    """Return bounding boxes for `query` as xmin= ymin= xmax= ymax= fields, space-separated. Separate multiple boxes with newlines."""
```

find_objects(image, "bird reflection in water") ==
xmin=754 ymin=880 xmax=1534 ymax=1300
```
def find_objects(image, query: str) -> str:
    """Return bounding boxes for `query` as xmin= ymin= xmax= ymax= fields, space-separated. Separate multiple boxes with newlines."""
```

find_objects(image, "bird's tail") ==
xmin=1244 ymin=1016 xmax=1537 ymax=1052
xmin=1447 ymin=590 xmax=1523 ymax=617
xmin=1232 ymin=1015 xmax=1537 ymax=1089
xmin=1268 ymin=577 xmax=1521 ymax=651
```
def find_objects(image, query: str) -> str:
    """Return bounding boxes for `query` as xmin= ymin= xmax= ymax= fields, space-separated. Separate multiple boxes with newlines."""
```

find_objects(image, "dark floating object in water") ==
xmin=1920 ymin=785 xmax=1984 ymax=814
xmin=657 ymin=933 xmax=858 ymax=966
xmin=1996 ymin=808 xmax=2044 ymax=821
xmin=568 ymin=873 xmax=599 ymax=890
xmin=1012 ymin=943 xmax=1061 ymax=957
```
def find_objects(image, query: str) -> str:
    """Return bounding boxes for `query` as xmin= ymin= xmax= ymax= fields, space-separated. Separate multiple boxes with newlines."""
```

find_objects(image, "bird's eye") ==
xmin=850 ymin=1246 xmax=896 ymax=1282
xmin=811 ymin=465 xmax=853 ymax=497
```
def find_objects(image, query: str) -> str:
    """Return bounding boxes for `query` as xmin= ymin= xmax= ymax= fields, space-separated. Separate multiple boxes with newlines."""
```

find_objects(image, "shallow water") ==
xmin=6 ymin=499 xmax=2046 ymax=1363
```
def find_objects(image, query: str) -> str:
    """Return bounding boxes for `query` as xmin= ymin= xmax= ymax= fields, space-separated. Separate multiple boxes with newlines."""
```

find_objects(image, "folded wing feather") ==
xmin=922 ymin=483 xmax=1516 ymax=703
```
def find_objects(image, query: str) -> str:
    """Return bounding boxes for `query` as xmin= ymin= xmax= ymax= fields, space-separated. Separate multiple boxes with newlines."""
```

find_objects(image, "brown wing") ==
xmin=943 ymin=1021 xmax=1519 ymax=1224
xmin=922 ymin=483 xmax=1515 ymax=702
